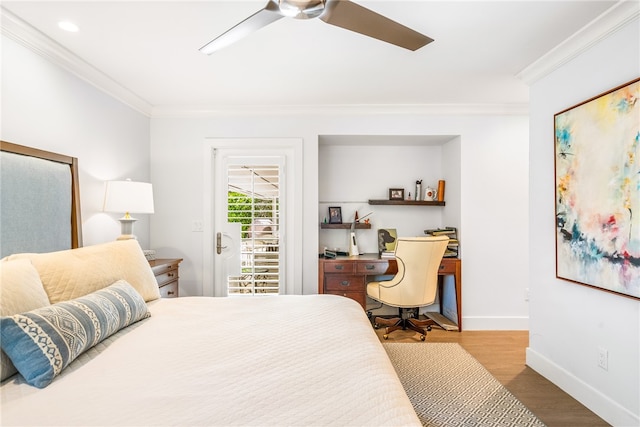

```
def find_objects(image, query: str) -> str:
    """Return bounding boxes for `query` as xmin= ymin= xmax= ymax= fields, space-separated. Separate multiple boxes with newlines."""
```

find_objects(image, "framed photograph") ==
xmin=328 ymin=206 xmax=342 ymax=224
xmin=389 ymin=188 xmax=404 ymax=200
xmin=554 ymin=77 xmax=639 ymax=300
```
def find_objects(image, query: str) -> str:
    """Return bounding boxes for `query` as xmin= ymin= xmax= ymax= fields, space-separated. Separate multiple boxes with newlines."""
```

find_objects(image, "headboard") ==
xmin=0 ymin=141 xmax=82 ymax=257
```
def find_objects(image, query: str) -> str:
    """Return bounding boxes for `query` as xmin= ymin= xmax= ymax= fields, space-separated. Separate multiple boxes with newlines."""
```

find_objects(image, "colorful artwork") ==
xmin=554 ymin=78 xmax=640 ymax=300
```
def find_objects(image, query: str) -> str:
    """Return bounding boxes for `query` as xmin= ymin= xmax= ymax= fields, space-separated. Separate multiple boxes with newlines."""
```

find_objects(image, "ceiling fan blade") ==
xmin=320 ymin=0 xmax=433 ymax=51
xmin=200 ymin=0 xmax=284 ymax=54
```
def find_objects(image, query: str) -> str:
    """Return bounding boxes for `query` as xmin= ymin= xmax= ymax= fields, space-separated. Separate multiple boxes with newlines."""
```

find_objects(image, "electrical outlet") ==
xmin=524 ymin=288 xmax=530 ymax=301
xmin=192 ymin=220 xmax=203 ymax=232
xmin=598 ymin=347 xmax=608 ymax=371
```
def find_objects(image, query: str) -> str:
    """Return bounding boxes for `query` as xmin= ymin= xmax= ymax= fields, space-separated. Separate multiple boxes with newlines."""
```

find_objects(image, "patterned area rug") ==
xmin=384 ymin=343 xmax=546 ymax=427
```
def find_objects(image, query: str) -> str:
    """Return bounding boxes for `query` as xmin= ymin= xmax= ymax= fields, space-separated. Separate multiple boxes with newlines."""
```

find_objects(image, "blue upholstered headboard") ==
xmin=0 ymin=141 xmax=82 ymax=257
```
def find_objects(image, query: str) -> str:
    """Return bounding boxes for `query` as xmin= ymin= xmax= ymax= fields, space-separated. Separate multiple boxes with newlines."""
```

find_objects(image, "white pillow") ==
xmin=0 ymin=258 xmax=51 ymax=381
xmin=7 ymin=240 xmax=160 ymax=304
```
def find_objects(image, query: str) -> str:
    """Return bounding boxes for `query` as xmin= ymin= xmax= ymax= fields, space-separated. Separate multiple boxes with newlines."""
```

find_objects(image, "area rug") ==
xmin=384 ymin=343 xmax=546 ymax=427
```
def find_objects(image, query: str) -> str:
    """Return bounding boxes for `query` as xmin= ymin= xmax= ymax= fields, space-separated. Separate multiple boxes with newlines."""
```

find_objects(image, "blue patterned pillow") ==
xmin=0 ymin=280 xmax=150 ymax=388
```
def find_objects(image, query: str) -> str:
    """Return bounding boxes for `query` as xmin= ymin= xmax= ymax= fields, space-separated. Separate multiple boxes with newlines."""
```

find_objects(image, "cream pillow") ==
xmin=0 ymin=258 xmax=51 ymax=381
xmin=7 ymin=240 xmax=160 ymax=304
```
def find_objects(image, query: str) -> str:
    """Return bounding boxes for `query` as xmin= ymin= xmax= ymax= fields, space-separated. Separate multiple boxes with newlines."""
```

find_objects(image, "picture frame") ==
xmin=389 ymin=188 xmax=404 ymax=200
xmin=554 ymin=77 xmax=639 ymax=300
xmin=328 ymin=206 xmax=342 ymax=224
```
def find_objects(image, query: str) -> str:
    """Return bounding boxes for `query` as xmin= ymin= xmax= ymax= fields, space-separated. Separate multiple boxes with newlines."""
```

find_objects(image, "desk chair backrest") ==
xmin=376 ymin=236 xmax=449 ymax=308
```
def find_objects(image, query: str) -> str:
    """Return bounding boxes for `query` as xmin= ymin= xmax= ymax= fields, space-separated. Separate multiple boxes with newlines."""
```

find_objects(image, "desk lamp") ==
xmin=103 ymin=179 xmax=154 ymax=240
xmin=349 ymin=212 xmax=372 ymax=256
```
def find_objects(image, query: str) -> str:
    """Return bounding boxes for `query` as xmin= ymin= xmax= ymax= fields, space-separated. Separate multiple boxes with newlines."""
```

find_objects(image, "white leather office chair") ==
xmin=367 ymin=235 xmax=449 ymax=340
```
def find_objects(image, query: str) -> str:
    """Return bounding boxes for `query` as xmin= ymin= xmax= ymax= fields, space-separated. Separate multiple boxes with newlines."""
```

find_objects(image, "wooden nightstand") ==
xmin=149 ymin=258 xmax=183 ymax=298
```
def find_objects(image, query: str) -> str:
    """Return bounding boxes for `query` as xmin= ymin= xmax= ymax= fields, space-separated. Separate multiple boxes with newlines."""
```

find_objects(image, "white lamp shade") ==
xmin=103 ymin=180 xmax=154 ymax=215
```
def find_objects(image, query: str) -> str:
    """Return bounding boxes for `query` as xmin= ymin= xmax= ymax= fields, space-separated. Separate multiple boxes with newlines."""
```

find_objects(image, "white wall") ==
xmin=527 ymin=17 xmax=640 ymax=426
xmin=150 ymin=112 xmax=530 ymax=330
xmin=318 ymin=141 xmax=448 ymax=254
xmin=1 ymin=35 xmax=152 ymax=248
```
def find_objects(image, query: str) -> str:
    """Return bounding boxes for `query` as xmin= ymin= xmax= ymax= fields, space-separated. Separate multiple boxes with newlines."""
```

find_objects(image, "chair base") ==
xmin=374 ymin=315 xmax=437 ymax=341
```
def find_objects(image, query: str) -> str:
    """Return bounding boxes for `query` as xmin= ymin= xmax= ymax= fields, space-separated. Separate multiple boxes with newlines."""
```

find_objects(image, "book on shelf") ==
xmin=425 ymin=227 xmax=459 ymax=258
xmin=444 ymin=248 xmax=458 ymax=257
xmin=424 ymin=227 xmax=457 ymax=236
xmin=380 ymin=250 xmax=395 ymax=259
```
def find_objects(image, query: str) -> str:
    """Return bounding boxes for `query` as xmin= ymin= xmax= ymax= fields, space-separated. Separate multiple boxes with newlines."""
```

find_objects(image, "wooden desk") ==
xmin=318 ymin=254 xmax=462 ymax=331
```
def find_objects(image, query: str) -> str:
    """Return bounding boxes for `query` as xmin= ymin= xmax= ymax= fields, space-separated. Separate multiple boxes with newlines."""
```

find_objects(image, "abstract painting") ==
xmin=554 ymin=77 xmax=640 ymax=300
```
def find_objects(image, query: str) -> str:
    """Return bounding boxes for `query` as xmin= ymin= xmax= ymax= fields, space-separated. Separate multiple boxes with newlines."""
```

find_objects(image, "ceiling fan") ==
xmin=199 ymin=0 xmax=433 ymax=54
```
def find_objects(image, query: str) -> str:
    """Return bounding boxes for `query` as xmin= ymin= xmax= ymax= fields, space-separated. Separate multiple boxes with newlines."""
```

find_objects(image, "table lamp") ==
xmin=103 ymin=179 xmax=154 ymax=240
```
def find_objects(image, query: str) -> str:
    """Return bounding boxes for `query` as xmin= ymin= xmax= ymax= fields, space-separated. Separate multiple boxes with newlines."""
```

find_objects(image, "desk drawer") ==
xmin=325 ymin=275 xmax=365 ymax=292
xmin=357 ymin=261 xmax=393 ymax=275
xmin=438 ymin=261 xmax=457 ymax=274
xmin=323 ymin=261 xmax=355 ymax=274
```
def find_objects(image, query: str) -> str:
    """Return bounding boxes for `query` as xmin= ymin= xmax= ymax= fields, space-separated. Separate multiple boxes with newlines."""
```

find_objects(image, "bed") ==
xmin=0 ymin=141 xmax=420 ymax=426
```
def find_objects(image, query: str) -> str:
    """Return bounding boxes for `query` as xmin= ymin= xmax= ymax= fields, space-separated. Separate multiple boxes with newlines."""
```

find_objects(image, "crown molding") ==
xmin=150 ymin=103 xmax=529 ymax=118
xmin=1 ymin=7 xmax=153 ymax=117
xmin=517 ymin=0 xmax=640 ymax=84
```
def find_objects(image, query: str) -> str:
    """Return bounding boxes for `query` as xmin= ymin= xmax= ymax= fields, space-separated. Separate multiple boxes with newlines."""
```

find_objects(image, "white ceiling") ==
xmin=1 ymin=1 xmax=628 ymax=116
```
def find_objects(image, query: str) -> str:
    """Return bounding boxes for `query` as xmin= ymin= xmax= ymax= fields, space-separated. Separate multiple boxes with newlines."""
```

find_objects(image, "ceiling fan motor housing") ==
xmin=278 ymin=0 xmax=325 ymax=19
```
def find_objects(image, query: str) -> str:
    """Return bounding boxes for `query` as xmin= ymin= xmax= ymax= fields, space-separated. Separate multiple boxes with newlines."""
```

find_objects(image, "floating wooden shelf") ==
xmin=368 ymin=199 xmax=445 ymax=206
xmin=320 ymin=222 xmax=372 ymax=229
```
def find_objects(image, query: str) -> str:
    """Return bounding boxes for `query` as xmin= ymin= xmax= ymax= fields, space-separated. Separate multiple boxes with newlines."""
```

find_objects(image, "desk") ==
xmin=318 ymin=254 xmax=462 ymax=331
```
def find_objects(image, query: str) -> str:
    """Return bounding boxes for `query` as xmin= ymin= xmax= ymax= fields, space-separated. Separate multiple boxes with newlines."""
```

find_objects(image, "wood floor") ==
xmin=374 ymin=327 xmax=610 ymax=427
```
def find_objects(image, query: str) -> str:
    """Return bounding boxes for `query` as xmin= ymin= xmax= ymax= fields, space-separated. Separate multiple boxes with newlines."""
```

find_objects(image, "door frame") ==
xmin=202 ymin=138 xmax=303 ymax=297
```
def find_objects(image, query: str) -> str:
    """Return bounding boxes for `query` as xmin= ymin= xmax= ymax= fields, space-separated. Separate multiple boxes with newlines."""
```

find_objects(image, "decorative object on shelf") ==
xmin=424 ymin=227 xmax=458 ymax=258
xmin=554 ymin=77 xmax=640 ymax=300
xmin=378 ymin=228 xmax=397 ymax=257
xmin=437 ymin=180 xmax=446 ymax=202
xmin=424 ymin=186 xmax=437 ymax=201
xmin=328 ymin=206 xmax=342 ymax=224
xmin=415 ymin=180 xmax=422 ymax=201
xmin=389 ymin=188 xmax=404 ymax=200
xmin=103 ymin=179 xmax=154 ymax=240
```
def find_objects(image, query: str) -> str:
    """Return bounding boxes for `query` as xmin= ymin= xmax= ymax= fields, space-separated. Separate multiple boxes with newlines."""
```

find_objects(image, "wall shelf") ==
xmin=320 ymin=223 xmax=372 ymax=229
xmin=368 ymin=199 xmax=445 ymax=206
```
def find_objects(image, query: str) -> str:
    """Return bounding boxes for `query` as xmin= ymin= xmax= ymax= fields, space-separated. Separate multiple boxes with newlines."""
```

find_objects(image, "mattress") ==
xmin=1 ymin=294 xmax=420 ymax=426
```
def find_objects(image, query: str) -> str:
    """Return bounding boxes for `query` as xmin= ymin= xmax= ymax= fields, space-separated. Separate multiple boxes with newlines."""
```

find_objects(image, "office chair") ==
xmin=367 ymin=235 xmax=449 ymax=341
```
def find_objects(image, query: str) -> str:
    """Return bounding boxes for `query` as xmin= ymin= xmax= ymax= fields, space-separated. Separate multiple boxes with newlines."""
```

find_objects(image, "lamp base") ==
xmin=117 ymin=217 xmax=138 ymax=241
xmin=349 ymin=231 xmax=359 ymax=256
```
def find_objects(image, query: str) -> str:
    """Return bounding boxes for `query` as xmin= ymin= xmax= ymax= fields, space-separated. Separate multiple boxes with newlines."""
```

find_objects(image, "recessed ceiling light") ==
xmin=58 ymin=21 xmax=79 ymax=32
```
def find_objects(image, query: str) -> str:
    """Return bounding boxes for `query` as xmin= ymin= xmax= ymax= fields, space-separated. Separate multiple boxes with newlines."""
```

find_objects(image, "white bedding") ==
xmin=1 ymin=295 xmax=420 ymax=426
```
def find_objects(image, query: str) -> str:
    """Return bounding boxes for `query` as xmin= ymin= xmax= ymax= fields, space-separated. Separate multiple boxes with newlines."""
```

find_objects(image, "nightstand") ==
xmin=148 ymin=258 xmax=183 ymax=298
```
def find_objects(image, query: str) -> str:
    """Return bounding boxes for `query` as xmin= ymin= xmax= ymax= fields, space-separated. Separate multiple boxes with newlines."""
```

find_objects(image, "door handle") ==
xmin=216 ymin=232 xmax=228 ymax=254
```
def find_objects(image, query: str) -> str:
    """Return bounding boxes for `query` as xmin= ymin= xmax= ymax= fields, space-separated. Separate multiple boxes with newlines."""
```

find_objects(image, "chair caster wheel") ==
xmin=383 ymin=334 xmax=389 ymax=340
xmin=427 ymin=326 xmax=432 ymax=331
xmin=420 ymin=335 xmax=426 ymax=341
xmin=374 ymin=324 xmax=380 ymax=329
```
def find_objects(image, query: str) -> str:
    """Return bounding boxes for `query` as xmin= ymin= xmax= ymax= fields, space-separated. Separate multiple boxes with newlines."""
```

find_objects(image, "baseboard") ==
xmin=462 ymin=316 xmax=529 ymax=330
xmin=526 ymin=348 xmax=639 ymax=427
